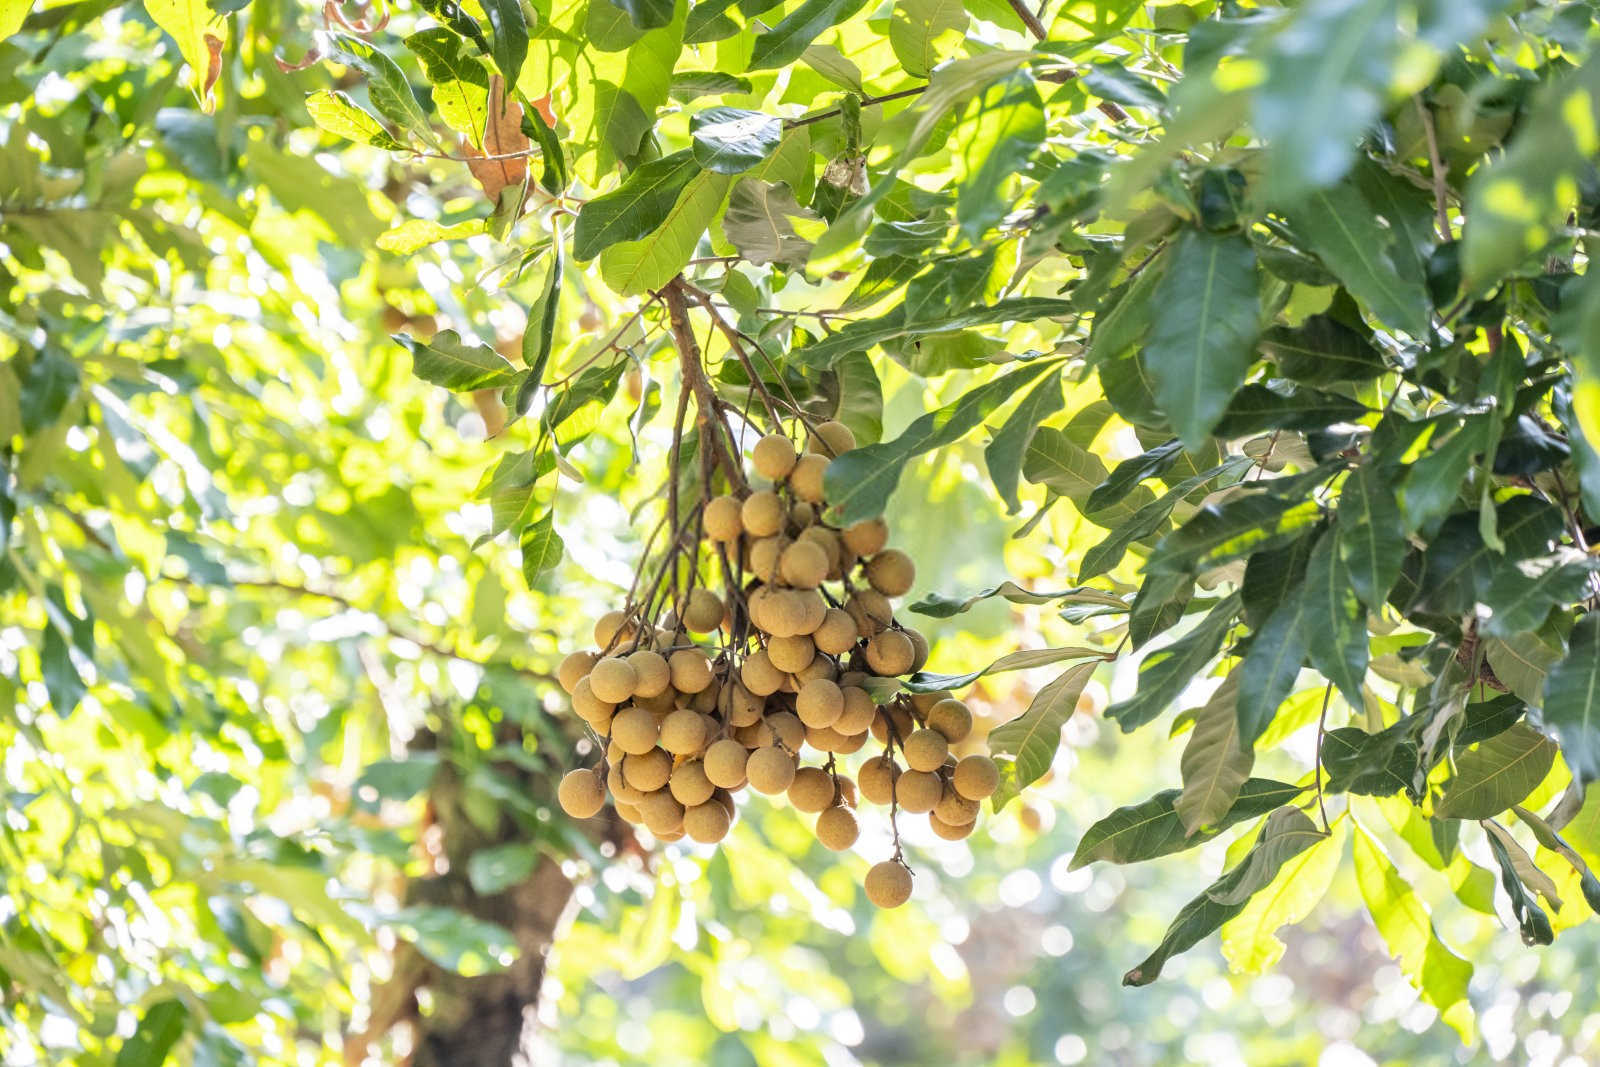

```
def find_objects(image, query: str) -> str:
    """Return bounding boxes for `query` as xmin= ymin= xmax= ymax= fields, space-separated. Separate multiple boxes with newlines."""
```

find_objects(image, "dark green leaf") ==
xmin=1106 ymin=594 xmax=1239 ymax=732
xmin=1435 ymin=723 xmax=1556 ymax=820
xmin=481 ymin=0 xmax=529 ymax=86
xmin=792 ymin=297 xmax=1075 ymax=369
xmin=1236 ymin=590 xmax=1310 ymax=746
xmin=394 ymin=330 xmax=520 ymax=391
xmin=1149 ymin=494 xmax=1322 ymax=577
xmin=116 ymin=999 xmax=189 ymax=1067
xmin=749 ymin=0 xmax=868 ymax=70
xmin=572 ymin=151 xmax=699 ymax=260
xmin=520 ymin=511 xmax=563 ymax=586
xmin=691 ymin=107 xmax=783 ymax=173
xmin=1212 ymin=382 xmax=1370 ymax=436
xmin=983 ymin=372 xmax=1065 ymax=513
xmin=1543 ymin=611 xmax=1600 ymax=789
xmin=1484 ymin=824 xmax=1556 ymax=945
xmin=1483 ymin=553 xmax=1597 ymax=639
xmin=988 ymin=660 xmax=1098 ymax=799
xmin=1337 ymin=462 xmax=1406 ymax=609
xmin=1070 ymin=777 xmax=1302 ymax=869
xmin=908 ymin=581 xmax=1124 ymax=619
xmin=1302 ymin=531 xmax=1368 ymax=709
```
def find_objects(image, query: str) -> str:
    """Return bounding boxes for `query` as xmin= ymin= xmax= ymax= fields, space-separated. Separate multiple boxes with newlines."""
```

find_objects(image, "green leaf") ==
xmin=1079 ymin=457 xmax=1252 ymax=580
xmin=616 ymin=0 xmax=676 ymax=29
xmin=908 ymin=581 xmax=1124 ymax=619
xmin=466 ymin=842 xmax=538 ymax=894
xmin=1352 ymin=825 xmax=1476 ymax=1041
xmin=1222 ymin=819 xmax=1344 ymax=973
xmin=983 ymin=372 xmax=1065 ymax=514
xmin=987 ymin=660 xmax=1098 ymax=797
xmin=721 ymin=179 xmax=819 ymax=269
xmin=1483 ymin=822 xmax=1556 ymax=946
xmin=385 ymin=905 xmax=520 ymax=976
xmin=1212 ymin=382 xmax=1370 ymax=436
xmin=908 ymin=645 xmax=1106 ymax=694
xmin=821 ymin=360 xmax=1057 ymax=526
xmin=1 ymin=0 xmax=30 ymax=40
xmin=1142 ymin=229 xmax=1261 ymax=449
xmin=144 ymin=0 xmax=222 ymax=103
xmin=791 ymin=297 xmax=1076 ymax=369
xmin=482 ymin=0 xmax=528 ymax=85
xmin=1124 ymin=807 xmax=1324 ymax=985
xmin=1486 ymin=631 xmax=1564 ymax=709
xmin=1302 ymin=531 xmax=1368 ymax=710
xmin=376 ymin=218 xmax=482 ymax=254
xmin=668 ymin=70 xmax=753 ymax=101
xmin=1259 ymin=312 xmax=1387 ymax=383
xmin=305 ymin=90 xmax=404 ymax=150
xmin=1087 ymin=439 xmax=1182 ymax=515
xmin=393 ymin=330 xmax=520 ymax=391
xmin=1435 ymin=723 xmax=1556 ymax=821
xmin=328 ymin=35 xmax=440 ymax=149
xmin=573 ymin=151 xmax=699 ymax=260
xmin=116 ymin=998 xmax=189 ymax=1067
xmin=1484 ymin=553 xmax=1597 ymax=640
xmin=690 ymin=107 xmax=783 ymax=174
xmin=1149 ymin=494 xmax=1322 ymax=577
xmin=520 ymin=511 xmax=563 ymax=586
xmin=955 ymin=73 xmax=1045 ymax=240
xmin=1235 ymin=588 xmax=1310 ymax=746
xmin=599 ymin=169 xmax=733 ymax=294
xmin=1543 ymin=611 xmax=1600 ymax=789
xmin=1176 ymin=673 xmax=1253 ymax=836
xmin=748 ymin=0 xmax=868 ymax=71
xmin=406 ymin=28 xmax=491 ymax=147
xmin=521 ymin=240 xmax=563 ymax=401
xmin=1071 ymin=778 xmax=1302 ymax=870
xmin=1105 ymin=593 xmax=1240 ymax=733
xmin=889 ymin=0 xmax=966 ymax=77
xmin=356 ymin=753 xmax=441 ymax=802
xmin=1282 ymin=178 xmax=1431 ymax=336
xmin=1337 ymin=462 xmax=1405 ymax=608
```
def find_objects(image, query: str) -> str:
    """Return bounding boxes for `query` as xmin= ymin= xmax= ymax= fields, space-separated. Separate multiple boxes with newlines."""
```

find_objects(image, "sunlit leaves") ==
xmin=599 ymin=169 xmax=732 ymax=294
xmin=144 ymin=0 xmax=224 ymax=106
xmin=573 ymin=151 xmax=699 ymax=260
xmin=115 ymin=999 xmax=189 ymax=1067
xmin=989 ymin=659 xmax=1097 ymax=809
xmin=1543 ymin=612 xmax=1600 ymax=789
xmin=954 ymin=72 xmax=1045 ymax=240
xmin=1176 ymin=674 xmax=1252 ymax=836
xmin=721 ymin=179 xmax=819 ymax=269
xmin=1302 ymin=532 xmax=1369 ymax=710
xmin=889 ymin=0 xmax=966 ymax=78
xmin=305 ymin=90 xmax=405 ymax=150
xmin=1222 ymin=820 xmax=1344 ymax=974
xmin=407 ymin=29 xmax=491 ymax=147
xmin=394 ymin=330 xmax=521 ymax=391
xmin=749 ymin=0 xmax=868 ymax=70
xmin=1142 ymin=229 xmax=1261 ymax=449
xmin=1071 ymin=779 xmax=1302 ymax=870
xmin=1435 ymin=723 xmax=1556 ymax=821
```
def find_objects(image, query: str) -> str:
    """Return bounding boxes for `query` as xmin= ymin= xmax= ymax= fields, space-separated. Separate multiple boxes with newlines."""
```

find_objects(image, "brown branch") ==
xmin=785 ymin=86 xmax=928 ymax=130
xmin=1415 ymin=95 xmax=1452 ymax=241
xmin=662 ymin=279 xmax=748 ymax=492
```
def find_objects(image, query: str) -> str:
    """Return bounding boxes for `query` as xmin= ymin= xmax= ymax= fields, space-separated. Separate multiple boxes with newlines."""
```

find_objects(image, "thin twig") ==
xmin=785 ymin=86 xmax=929 ymax=130
xmin=1313 ymin=683 xmax=1333 ymax=833
xmin=1415 ymin=96 xmax=1452 ymax=241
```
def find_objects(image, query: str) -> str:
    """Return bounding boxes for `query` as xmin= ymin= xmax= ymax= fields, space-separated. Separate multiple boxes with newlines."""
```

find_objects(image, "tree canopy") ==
xmin=9 ymin=0 xmax=1600 ymax=1064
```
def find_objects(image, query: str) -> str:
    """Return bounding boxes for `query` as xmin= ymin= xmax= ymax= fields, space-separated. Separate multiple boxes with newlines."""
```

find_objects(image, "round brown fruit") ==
xmin=668 ymin=649 xmax=715 ymax=693
xmin=835 ymin=687 xmax=876 ymax=734
xmin=902 ymin=728 xmax=949 ymax=773
xmin=865 ymin=549 xmax=915 ymax=598
xmin=865 ymin=630 xmax=915 ymax=676
xmin=934 ymin=787 xmax=980 ymax=826
xmin=894 ymin=769 xmax=942 ymax=813
xmin=610 ymin=706 xmax=659 ymax=754
xmin=741 ymin=649 xmax=785 ymax=696
xmin=779 ymin=541 xmax=829 ymax=589
xmin=659 ymin=708 xmax=708 ymax=755
xmin=858 ymin=756 xmax=900 ymax=804
xmin=808 ymin=420 xmax=857 ymax=457
xmin=816 ymin=806 xmax=859 ymax=851
xmin=593 ymin=610 xmax=634 ymax=650
xmin=789 ymin=454 xmax=827 ymax=503
xmin=683 ymin=800 xmax=732 ymax=843
xmin=910 ymin=690 xmax=952 ymax=714
xmin=813 ymin=609 xmax=858 ymax=656
xmin=669 ymin=760 xmax=716 ymax=806
xmin=704 ymin=739 xmax=749 ymax=788
xmin=558 ymin=651 xmax=598 ymax=694
xmin=840 ymin=518 xmax=888 ymax=557
xmin=905 ymin=628 xmax=929 ymax=673
xmin=588 ymin=656 xmax=638 ymax=704
xmin=639 ymin=790 xmax=685 ymax=835
xmin=788 ymin=767 xmax=836 ymax=812
xmin=845 ymin=590 xmax=892 ymax=637
xmin=741 ymin=490 xmax=785 ymax=537
xmin=623 ymin=748 xmax=672 ymax=792
xmin=764 ymin=710 xmax=805 ymax=750
xmin=571 ymin=677 xmax=615 ymax=725
xmin=746 ymin=747 xmax=797 ymax=794
xmin=929 ymin=814 xmax=975 ymax=841
xmin=767 ymin=634 xmax=816 ymax=674
xmin=626 ymin=650 xmax=671 ymax=699
xmin=925 ymin=698 xmax=972 ymax=743
xmin=752 ymin=433 xmax=799 ymax=480
xmin=703 ymin=494 xmax=743 ymax=541
xmin=953 ymin=754 xmax=1000 ymax=800
xmin=748 ymin=538 xmax=783 ymax=584
xmin=557 ymin=768 xmax=606 ymax=818
xmin=865 ymin=860 xmax=913 ymax=908
xmin=795 ymin=678 xmax=844 ymax=729
xmin=683 ymin=588 xmax=725 ymax=633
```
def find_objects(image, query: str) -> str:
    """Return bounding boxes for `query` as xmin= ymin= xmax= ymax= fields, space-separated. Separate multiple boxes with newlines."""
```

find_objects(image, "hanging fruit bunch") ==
xmin=555 ymin=416 xmax=1001 ymax=908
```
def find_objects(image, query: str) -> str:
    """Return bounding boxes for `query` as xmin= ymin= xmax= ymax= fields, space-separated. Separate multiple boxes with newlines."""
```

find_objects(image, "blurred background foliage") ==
xmin=8 ymin=0 xmax=1600 ymax=1065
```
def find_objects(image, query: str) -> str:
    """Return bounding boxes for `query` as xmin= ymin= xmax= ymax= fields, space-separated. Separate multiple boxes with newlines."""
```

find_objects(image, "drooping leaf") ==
xmin=955 ymin=72 xmax=1046 ymax=240
xmin=573 ymin=151 xmax=699 ymax=260
xmin=304 ymin=90 xmax=404 ymax=150
xmin=1337 ymin=462 xmax=1406 ymax=609
xmin=1483 ymin=822 xmax=1557 ymax=945
xmin=1149 ymin=494 xmax=1322 ymax=577
xmin=908 ymin=581 xmax=1124 ymax=619
xmin=1071 ymin=778 xmax=1303 ymax=870
xmin=1434 ymin=722 xmax=1557 ymax=821
xmin=1105 ymin=594 xmax=1240 ymax=733
xmin=790 ymin=297 xmax=1075 ymax=369
xmin=1221 ymin=819 xmax=1344 ymax=974
xmin=1543 ymin=611 xmax=1600 ymax=789
xmin=748 ymin=0 xmax=868 ymax=70
xmin=599 ymin=169 xmax=733 ymax=294
xmin=908 ymin=645 xmax=1106 ymax=694
xmin=144 ymin=0 xmax=225 ymax=105
xmin=1235 ymin=588 xmax=1310 ymax=747
xmin=1259 ymin=313 xmax=1387 ymax=383
xmin=1176 ymin=673 xmax=1253 ymax=836
xmin=987 ymin=659 xmax=1098 ymax=800
xmin=1301 ymin=530 xmax=1369 ymax=710
xmin=519 ymin=511 xmax=564 ymax=586
xmin=394 ymin=330 xmax=520 ymax=391
xmin=720 ymin=179 xmax=818 ymax=269
xmin=983 ymin=372 xmax=1065 ymax=514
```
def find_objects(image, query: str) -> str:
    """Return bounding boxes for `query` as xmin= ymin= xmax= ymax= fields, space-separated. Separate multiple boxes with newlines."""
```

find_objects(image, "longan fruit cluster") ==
xmin=555 ymin=420 xmax=1002 ymax=908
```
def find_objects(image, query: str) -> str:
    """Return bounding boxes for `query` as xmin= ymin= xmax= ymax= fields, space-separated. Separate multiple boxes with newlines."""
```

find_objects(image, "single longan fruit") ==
xmin=748 ymin=538 xmax=784 ymax=583
xmin=557 ymin=768 xmax=606 ymax=818
xmin=752 ymin=433 xmax=799 ymax=480
xmin=558 ymin=651 xmax=598 ymax=694
xmin=623 ymin=748 xmax=672 ymax=792
xmin=723 ymin=683 xmax=764 ymax=726
xmin=935 ymin=787 xmax=980 ymax=826
xmin=840 ymin=518 xmax=888 ymax=557
xmin=571 ymin=677 xmax=615 ymax=725
xmin=790 ymin=501 xmax=817 ymax=529
xmin=789 ymin=453 xmax=827 ymax=502
xmin=926 ymin=698 xmax=972 ymax=743
xmin=858 ymin=755 xmax=900 ymax=805
xmin=865 ymin=549 xmax=915 ymax=598
xmin=865 ymin=630 xmax=915 ymax=676
xmin=895 ymin=769 xmax=942 ymax=813
xmin=589 ymin=657 xmax=638 ymax=704
xmin=634 ymin=689 xmax=674 ymax=715
xmin=930 ymin=813 xmax=975 ymax=841
xmin=845 ymin=590 xmax=892 ymax=637
xmin=746 ymin=583 xmax=778 ymax=632
xmin=952 ymin=754 xmax=1000 ymax=801
xmin=669 ymin=649 xmax=714 ymax=694
xmin=902 ymin=728 xmax=949 ymax=772
xmin=813 ymin=609 xmax=858 ymax=656
xmin=628 ymin=650 xmax=672 ymax=699
xmin=611 ymin=706 xmax=659 ymax=754
xmin=762 ymin=590 xmax=806 ymax=638
xmin=835 ymin=687 xmax=877 ymax=734
xmin=795 ymin=655 xmax=837 ymax=686
xmin=704 ymin=739 xmax=749 ymax=788
xmin=741 ymin=649 xmax=785 ymax=696
xmin=741 ymin=490 xmax=785 ymax=537
xmin=865 ymin=860 xmax=913 ymax=908
xmin=669 ymin=760 xmax=716 ymax=807
xmin=593 ymin=610 xmax=634 ymax=650
xmin=780 ymin=541 xmax=829 ymax=589
xmin=816 ymin=806 xmax=859 ymax=851
xmin=905 ymin=628 xmax=929 ymax=673
xmin=798 ymin=526 xmax=842 ymax=572
xmin=608 ymin=770 xmax=646 ymax=807
xmin=683 ymin=800 xmax=732 ymax=843
xmin=768 ymin=634 xmax=816 ymax=674
xmin=683 ymin=589 xmax=726 ymax=633
xmin=660 ymin=708 xmax=708 ymax=755
xmin=746 ymin=747 xmax=797 ymax=794
xmin=639 ymin=790 xmax=685 ymax=835
xmin=789 ymin=590 xmax=827 ymax=635
xmin=870 ymin=703 xmax=917 ymax=744
xmin=703 ymin=494 xmax=743 ymax=541
xmin=796 ymin=678 xmax=844 ymax=728
xmin=615 ymin=800 xmax=643 ymax=825
xmin=834 ymin=730 xmax=868 ymax=754
xmin=806 ymin=724 xmax=846 ymax=752
xmin=808 ymin=419 xmax=857 ymax=457
xmin=911 ymin=690 xmax=954 ymax=714
xmin=763 ymin=710 xmax=805 ymax=751
xmin=690 ymin=680 xmax=721 ymax=713
xmin=789 ymin=767 xmax=837 ymax=812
